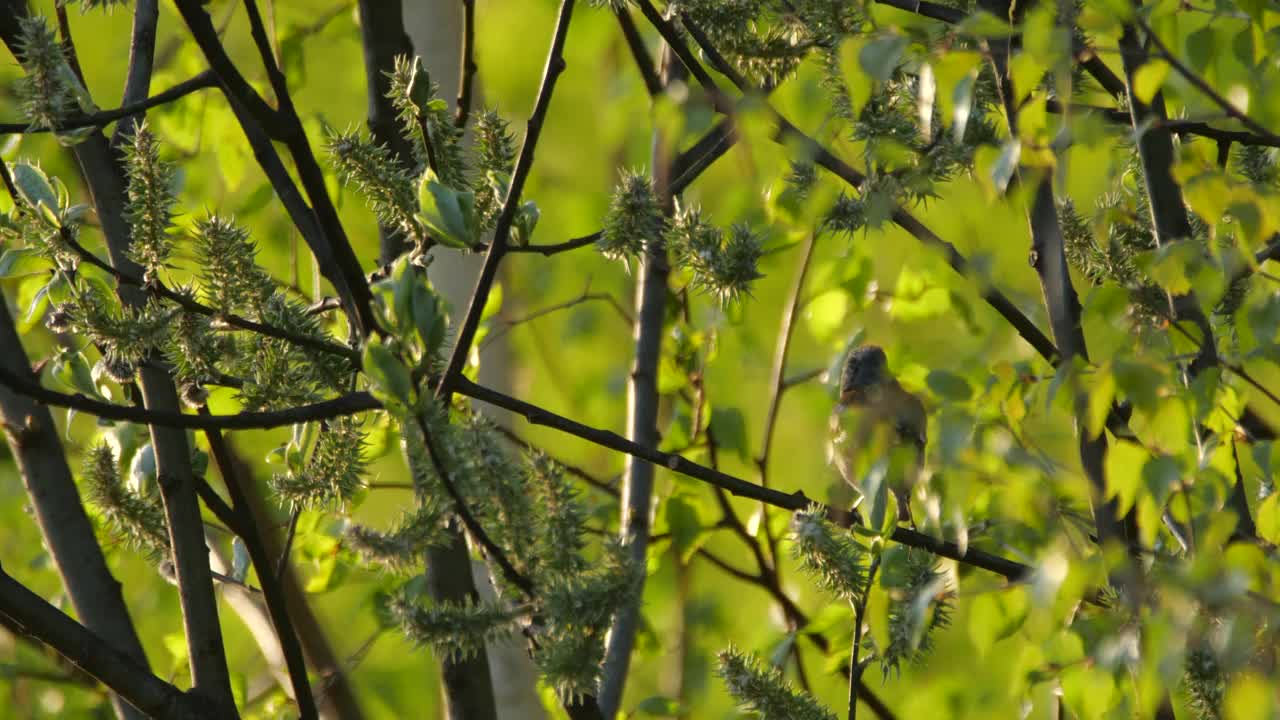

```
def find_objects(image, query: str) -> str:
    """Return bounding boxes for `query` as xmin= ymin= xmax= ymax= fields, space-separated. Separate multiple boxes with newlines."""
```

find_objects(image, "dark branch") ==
xmin=454 ymin=376 xmax=1035 ymax=582
xmin=1136 ymin=18 xmax=1280 ymax=146
xmin=0 ymin=564 xmax=215 ymax=719
xmin=0 ymin=72 xmax=216 ymax=135
xmin=58 ymin=230 xmax=359 ymax=363
xmin=0 ymin=365 xmax=379 ymax=430
xmin=455 ymin=0 xmax=478 ymax=127
xmin=199 ymin=410 xmax=318 ymax=718
xmin=437 ymin=0 xmax=578 ymax=398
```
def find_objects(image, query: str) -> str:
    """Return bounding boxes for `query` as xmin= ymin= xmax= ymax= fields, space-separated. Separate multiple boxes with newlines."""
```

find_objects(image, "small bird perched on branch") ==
xmin=829 ymin=344 xmax=927 ymax=524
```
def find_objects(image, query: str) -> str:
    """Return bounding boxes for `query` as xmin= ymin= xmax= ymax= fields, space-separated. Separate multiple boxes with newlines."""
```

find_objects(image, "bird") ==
xmin=829 ymin=345 xmax=927 ymax=525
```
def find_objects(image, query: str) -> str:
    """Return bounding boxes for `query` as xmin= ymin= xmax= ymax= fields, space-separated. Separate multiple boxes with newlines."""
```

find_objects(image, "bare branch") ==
xmin=0 ymin=72 xmax=215 ymax=136
xmin=0 ymin=565 xmax=215 ymax=719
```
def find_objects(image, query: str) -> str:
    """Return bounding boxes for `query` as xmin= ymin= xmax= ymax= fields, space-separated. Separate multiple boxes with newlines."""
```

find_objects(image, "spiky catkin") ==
xmin=345 ymin=501 xmax=448 ymax=572
xmin=327 ymin=127 xmax=421 ymax=241
xmin=880 ymin=547 xmax=953 ymax=678
xmin=192 ymin=216 xmax=274 ymax=315
xmin=528 ymin=453 xmax=587 ymax=578
xmin=387 ymin=55 xmax=468 ymax=188
xmin=472 ymin=109 xmax=518 ymax=230
xmin=790 ymin=507 xmax=868 ymax=604
xmin=163 ymin=296 xmax=230 ymax=388
xmin=387 ymin=591 xmax=519 ymax=662
xmin=269 ymin=417 xmax=367 ymax=511
xmin=599 ymin=169 xmax=663 ymax=261
xmin=65 ymin=286 xmax=167 ymax=368
xmin=717 ymin=646 xmax=837 ymax=720
xmin=537 ymin=541 xmax=638 ymax=698
xmin=122 ymin=124 xmax=178 ymax=280
xmin=14 ymin=16 xmax=78 ymax=130
xmin=1184 ymin=646 xmax=1225 ymax=720
xmin=83 ymin=444 xmax=170 ymax=559
xmin=667 ymin=204 xmax=764 ymax=304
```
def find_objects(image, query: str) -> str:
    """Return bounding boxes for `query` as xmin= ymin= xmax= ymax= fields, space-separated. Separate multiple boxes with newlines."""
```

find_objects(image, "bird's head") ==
xmin=839 ymin=344 xmax=889 ymax=407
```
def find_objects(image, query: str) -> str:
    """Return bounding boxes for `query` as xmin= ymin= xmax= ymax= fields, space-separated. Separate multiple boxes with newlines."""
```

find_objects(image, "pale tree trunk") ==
xmin=401 ymin=3 xmax=545 ymax=719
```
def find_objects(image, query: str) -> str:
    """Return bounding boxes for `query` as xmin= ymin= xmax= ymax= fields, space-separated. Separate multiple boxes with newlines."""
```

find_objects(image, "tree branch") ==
xmin=0 ymin=365 xmax=379 ymax=430
xmin=454 ymin=0 xmax=478 ymax=128
xmin=0 ymin=564 xmax=215 ymax=719
xmin=200 ymin=411 xmax=318 ymax=719
xmin=111 ymin=0 xmax=159 ymax=146
xmin=0 ymin=72 xmax=215 ymax=136
xmin=173 ymin=0 xmax=377 ymax=336
xmin=1135 ymin=18 xmax=1280 ymax=146
xmin=437 ymin=0 xmax=578 ymax=398
xmin=453 ymin=376 xmax=1035 ymax=582
xmin=0 ymin=294 xmax=151 ymax=720
xmin=356 ymin=0 xmax=417 ymax=264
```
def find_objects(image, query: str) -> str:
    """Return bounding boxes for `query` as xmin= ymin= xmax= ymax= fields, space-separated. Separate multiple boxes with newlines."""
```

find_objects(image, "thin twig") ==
xmin=455 ymin=0 xmax=478 ymax=127
xmin=756 ymin=233 xmax=817 ymax=570
xmin=0 ymin=73 xmax=216 ymax=136
xmin=480 ymin=286 xmax=632 ymax=351
xmin=276 ymin=508 xmax=301 ymax=586
xmin=57 ymin=230 xmax=359 ymax=363
xmin=0 ymin=366 xmax=380 ymax=430
xmin=437 ymin=0 xmax=578 ymax=399
xmin=847 ymin=558 xmax=880 ymax=720
xmin=614 ymin=6 xmax=662 ymax=97
xmin=1136 ymin=18 xmax=1280 ymax=146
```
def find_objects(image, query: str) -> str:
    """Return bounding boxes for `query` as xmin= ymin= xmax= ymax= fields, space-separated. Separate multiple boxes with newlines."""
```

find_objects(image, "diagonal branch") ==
xmin=0 ymin=71 xmax=216 ymax=136
xmin=0 ymin=365 xmax=379 ymax=430
xmin=437 ymin=0 xmax=578 ymax=398
xmin=453 ymin=376 xmax=1036 ymax=582
xmin=199 ymin=411 xmax=317 ymax=718
xmin=1135 ymin=18 xmax=1280 ymax=146
xmin=0 ymin=565 xmax=216 ymax=720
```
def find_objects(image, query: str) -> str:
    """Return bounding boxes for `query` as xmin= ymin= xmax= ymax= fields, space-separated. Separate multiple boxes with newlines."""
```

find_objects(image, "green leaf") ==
xmin=1142 ymin=454 xmax=1181 ymax=507
xmin=412 ymin=280 xmax=447 ymax=355
xmin=51 ymin=351 xmax=100 ymax=398
xmin=512 ymin=200 xmax=539 ymax=246
xmin=1105 ymin=441 xmax=1149 ymax=514
xmin=1256 ymin=493 xmax=1280 ymax=544
xmin=362 ymin=341 xmax=414 ymax=410
xmin=417 ymin=169 xmax=478 ymax=248
xmin=11 ymin=162 xmax=59 ymax=214
xmin=860 ymin=459 xmax=898 ymax=538
xmin=1133 ymin=60 xmax=1171 ymax=104
xmin=0 ymin=247 xmax=52 ymax=279
xmin=990 ymin=139 xmax=1021 ymax=193
xmin=860 ymin=34 xmax=910 ymax=83
xmin=838 ymin=37 xmax=874 ymax=119
xmin=710 ymin=406 xmax=748 ymax=461
xmin=926 ymin=369 xmax=972 ymax=402
xmin=635 ymin=696 xmax=682 ymax=717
